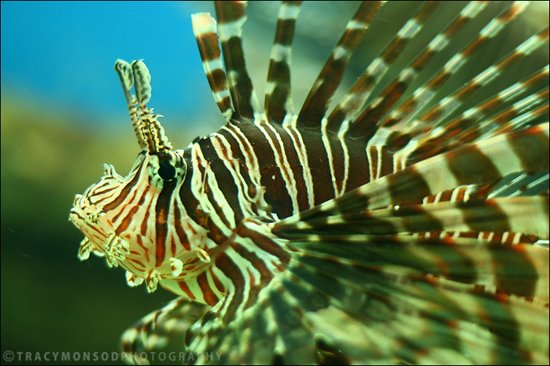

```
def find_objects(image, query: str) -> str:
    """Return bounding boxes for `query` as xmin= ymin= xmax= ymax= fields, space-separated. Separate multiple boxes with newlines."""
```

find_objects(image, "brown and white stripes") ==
xmin=382 ymin=1 xmax=531 ymax=129
xmin=69 ymin=1 xmax=549 ymax=364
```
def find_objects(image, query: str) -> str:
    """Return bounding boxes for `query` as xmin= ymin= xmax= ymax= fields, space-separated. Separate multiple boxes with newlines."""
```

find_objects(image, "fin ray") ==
xmin=265 ymin=1 xmax=302 ymax=124
xmin=215 ymin=1 xmax=260 ymax=120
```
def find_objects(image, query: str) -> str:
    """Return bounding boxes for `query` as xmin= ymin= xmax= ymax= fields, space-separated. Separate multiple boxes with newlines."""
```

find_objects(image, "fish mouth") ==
xmin=68 ymin=208 xmax=80 ymax=225
xmin=69 ymin=193 xmax=86 ymax=227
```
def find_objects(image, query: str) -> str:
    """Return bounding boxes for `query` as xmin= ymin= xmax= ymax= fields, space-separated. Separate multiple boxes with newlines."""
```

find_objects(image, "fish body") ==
xmin=70 ymin=1 xmax=549 ymax=364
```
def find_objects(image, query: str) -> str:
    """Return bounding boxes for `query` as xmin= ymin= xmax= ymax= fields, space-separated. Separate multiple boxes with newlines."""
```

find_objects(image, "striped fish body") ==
xmin=69 ymin=117 xmax=373 ymax=299
xmin=194 ymin=118 xmax=375 ymax=219
xmin=69 ymin=1 xmax=549 ymax=364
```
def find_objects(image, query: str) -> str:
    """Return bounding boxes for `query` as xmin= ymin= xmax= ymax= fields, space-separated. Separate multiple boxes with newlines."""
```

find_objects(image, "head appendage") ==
xmin=114 ymin=59 xmax=147 ymax=150
xmin=114 ymin=59 xmax=172 ymax=153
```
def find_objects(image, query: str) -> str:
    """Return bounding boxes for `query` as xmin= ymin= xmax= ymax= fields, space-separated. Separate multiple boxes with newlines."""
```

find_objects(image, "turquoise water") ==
xmin=1 ymin=1 xmax=210 ymax=124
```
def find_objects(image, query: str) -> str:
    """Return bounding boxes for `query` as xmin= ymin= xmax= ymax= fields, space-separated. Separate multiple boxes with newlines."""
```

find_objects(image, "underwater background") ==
xmin=1 ymin=2 xmax=548 ymax=365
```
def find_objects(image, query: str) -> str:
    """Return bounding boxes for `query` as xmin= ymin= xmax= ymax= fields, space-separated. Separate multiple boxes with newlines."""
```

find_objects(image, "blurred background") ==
xmin=1 ymin=1 xmax=548 ymax=365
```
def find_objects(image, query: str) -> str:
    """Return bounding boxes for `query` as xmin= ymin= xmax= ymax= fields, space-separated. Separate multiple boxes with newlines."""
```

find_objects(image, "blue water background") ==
xmin=1 ymin=1 xmax=213 ymax=125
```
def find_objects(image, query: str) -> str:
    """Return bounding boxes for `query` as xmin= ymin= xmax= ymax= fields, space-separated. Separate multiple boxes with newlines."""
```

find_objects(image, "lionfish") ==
xmin=69 ymin=1 xmax=549 ymax=364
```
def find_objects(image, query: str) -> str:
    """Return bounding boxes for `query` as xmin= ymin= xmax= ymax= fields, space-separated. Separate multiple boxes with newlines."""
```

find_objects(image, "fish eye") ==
xmin=152 ymin=151 xmax=187 ymax=184
xmin=158 ymin=158 xmax=176 ymax=181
